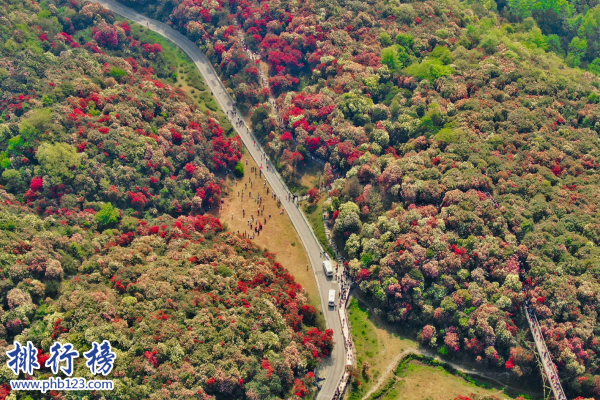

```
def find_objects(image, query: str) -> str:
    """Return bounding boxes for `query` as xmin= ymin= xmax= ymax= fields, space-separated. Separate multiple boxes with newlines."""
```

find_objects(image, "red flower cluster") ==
xmin=142 ymin=43 xmax=163 ymax=53
xmin=30 ymin=177 xmax=44 ymax=192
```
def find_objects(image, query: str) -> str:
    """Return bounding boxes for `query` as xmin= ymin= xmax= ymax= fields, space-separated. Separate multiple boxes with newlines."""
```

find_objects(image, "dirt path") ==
xmin=361 ymin=348 xmax=418 ymax=399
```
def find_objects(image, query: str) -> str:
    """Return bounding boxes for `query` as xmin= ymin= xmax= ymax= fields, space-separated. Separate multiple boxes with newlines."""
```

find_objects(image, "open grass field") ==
xmin=209 ymin=149 xmax=324 ymax=326
xmin=380 ymin=361 xmax=517 ymax=400
xmin=347 ymin=298 xmax=418 ymax=400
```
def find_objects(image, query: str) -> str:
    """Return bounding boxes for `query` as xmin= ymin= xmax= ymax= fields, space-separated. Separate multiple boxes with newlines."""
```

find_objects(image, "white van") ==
xmin=328 ymin=289 xmax=336 ymax=307
xmin=323 ymin=260 xmax=333 ymax=277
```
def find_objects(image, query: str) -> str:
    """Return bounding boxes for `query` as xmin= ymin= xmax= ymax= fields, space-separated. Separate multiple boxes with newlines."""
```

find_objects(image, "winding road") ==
xmin=86 ymin=0 xmax=347 ymax=398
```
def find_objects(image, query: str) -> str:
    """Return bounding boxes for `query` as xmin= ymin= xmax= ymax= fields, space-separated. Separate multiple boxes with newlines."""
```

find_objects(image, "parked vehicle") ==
xmin=323 ymin=260 xmax=333 ymax=277
xmin=328 ymin=289 xmax=336 ymax=307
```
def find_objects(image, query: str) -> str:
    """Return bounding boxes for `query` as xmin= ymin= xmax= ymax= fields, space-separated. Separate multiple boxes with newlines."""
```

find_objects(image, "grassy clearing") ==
xmin=298 ymin=159 xmax=322 ymax=189
xmin=303 ymin=197 xmax=335 ymax=258
xmin=211 ymin=148 xmax=324 ymax=329
xmin=349 ymin=298 xmax=380 ymax=400
xmin=282 ymin=157 xmax=322 ymax=196
xmin=381 ymin=360 xmax=517 ymax=400
xmin=348 ymin=298 xmax=418 ymax=400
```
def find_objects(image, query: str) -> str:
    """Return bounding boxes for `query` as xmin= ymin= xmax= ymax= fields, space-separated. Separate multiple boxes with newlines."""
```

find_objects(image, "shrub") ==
xmin=234 ymin=161 xmax=245 ymax=177
xmin=109 ymin=67 xmax=127 ymax=79
xmin=216 ymin=264 xmax=234 ymax=277
xmin=380 ymin=32 xmax=393 ymax=46
xmin=404 ymin=58 xmax=453 ymax=81
xmin=95 ymin=202 xmax=120 ymax=226
xmin=396 ymin=33 xmax=414 ymax=48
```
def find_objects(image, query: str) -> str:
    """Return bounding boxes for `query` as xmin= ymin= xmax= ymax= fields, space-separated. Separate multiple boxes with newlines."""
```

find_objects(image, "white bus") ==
xmin=328 ymin=289 xmax=336 ymax=307
xmin=322 ymin=260 xmax=333 ymax=277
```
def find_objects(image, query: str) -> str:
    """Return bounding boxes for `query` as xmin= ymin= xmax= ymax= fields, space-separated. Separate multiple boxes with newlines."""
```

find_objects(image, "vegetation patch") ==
xmin=303 ymin=196 xmax=335 ymax=257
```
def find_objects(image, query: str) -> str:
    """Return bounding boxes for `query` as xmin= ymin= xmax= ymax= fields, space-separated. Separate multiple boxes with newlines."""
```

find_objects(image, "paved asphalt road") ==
xmin=88 ymin=1 xmax=346 ymax=397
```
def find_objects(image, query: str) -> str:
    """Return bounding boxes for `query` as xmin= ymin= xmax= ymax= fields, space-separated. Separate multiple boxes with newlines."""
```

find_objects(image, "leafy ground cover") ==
xmin=126 ymin=23 xmax=231 ymax=131
xmin=1 ymin=1 xmax=242 ymax=217
xmin=0 ymin=192 xmax=329 ymax=399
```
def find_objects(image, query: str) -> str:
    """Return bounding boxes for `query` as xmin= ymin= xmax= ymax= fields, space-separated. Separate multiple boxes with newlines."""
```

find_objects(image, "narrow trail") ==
xmin=234 ymin=26 xmax=325 ymax=166
xmin=361 ymin=346 xmax=540 ymax=400
xmin=234 ymin=28 xmax=283 ymax=127
xmin=360 ymin=348 xmax=416 ymax=400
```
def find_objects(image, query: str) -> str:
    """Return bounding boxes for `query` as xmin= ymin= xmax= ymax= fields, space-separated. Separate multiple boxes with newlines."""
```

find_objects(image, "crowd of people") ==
xmin=231 ymin=163 xmax=277 ymax=240
xmin=331 ymin=274 xmax=355 ymax=400
xmin=227 ymin=108 xmax=248 ymax=130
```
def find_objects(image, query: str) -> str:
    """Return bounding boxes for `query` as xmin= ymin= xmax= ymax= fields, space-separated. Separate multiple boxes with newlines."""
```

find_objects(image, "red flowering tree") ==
xmin=92 ymin=21 xmax=119 ymax=47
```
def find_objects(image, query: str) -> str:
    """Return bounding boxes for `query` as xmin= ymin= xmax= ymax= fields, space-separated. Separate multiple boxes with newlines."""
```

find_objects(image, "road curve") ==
xmin=86 ymin=1 xmax=346 ymax=397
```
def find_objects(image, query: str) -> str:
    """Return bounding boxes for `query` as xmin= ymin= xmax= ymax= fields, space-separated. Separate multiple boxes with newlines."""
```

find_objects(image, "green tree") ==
xmin=395 ymin=33 xmax=414 ymax=48
xmin=19 ymin=108 xmax=53 ymax=143
xmin=429 ymin=46 xmax=454 ymax=64
xmin=379 ymin=32 xmax=392 ymax=46
xmin=381 ymin=46 xmax=401 ymax=71
xmin=508 ymin=0 xmax=573 ymax=19
xmin=567 ymin=36 xmax=587 ymax=67
xmin=588 ymin=58 xmax=600 ymax=75
xmin=110 ymin=67 xmax=127 ymax=80
xmin=578 ymin=6 xmax=600 ymax=65
xmin=35 ymin=142 xmax=81 ymax=182
xmin=0 ymin=152 xmax=9 ymax=168
xmin=1 ymin=169 xmax=25 ymax=192
xmin=405 ymin=58 xmax=453 ymax=81
xmin=250 ymin=104 xmax=273 ymax=139
xmin=546 ymin=33 xmax=562 ymax=54
xmin=578 ymin=6 xmax=600 ymax=41
xmin=95 ymin=202 xmax=120 ymax=226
